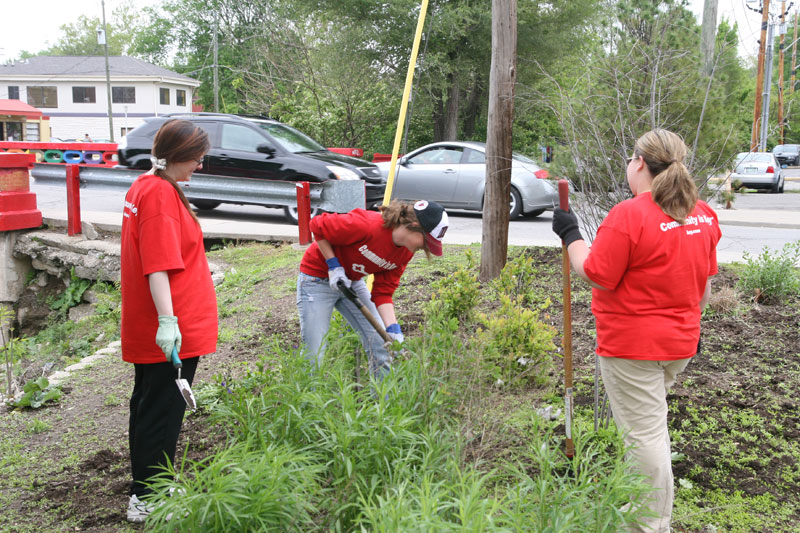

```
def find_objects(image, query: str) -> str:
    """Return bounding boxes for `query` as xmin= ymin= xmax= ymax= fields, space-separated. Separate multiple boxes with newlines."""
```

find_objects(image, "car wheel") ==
xmin=771 ymin=177 xmax=781 ymax=193
xmin=523 ymin=208 xmax=546 ymax=218
xmin=779 ymin=177 xmax=785 ymax=193
xmin=509 ymin=187 xmax=523 ymax=219
xmin=283 ymin=205 xmax=321 ymax=225
xmin=191 ymin=200 xmax=221 ymax=210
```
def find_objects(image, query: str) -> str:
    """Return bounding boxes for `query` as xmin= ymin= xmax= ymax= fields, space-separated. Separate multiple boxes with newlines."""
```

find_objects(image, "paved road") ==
xmin=30 ymin=178 xmax=800 ymax=264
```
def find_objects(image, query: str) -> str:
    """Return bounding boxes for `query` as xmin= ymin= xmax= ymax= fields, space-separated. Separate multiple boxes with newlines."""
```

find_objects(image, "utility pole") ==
xmin=752 ymin=0 xmax=771 ymax=151
xmin=760 ymin=19 xmax=777 ymax=151
xmin=792 ymin=11 xmax=798 ymax=94
xmin=100 ymin=0 xmax=114 ymax=142
xmin=779 ymin=2 xmax=786 ymax=144
xmin=701 ymin=0 xmax=719 ymax=76
xmin=213 ymin=18 xmax=219 ymax=113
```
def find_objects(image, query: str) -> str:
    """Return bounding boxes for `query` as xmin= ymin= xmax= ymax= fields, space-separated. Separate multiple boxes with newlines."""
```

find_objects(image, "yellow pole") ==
xmin=382 ymin=0 xmax=430 ymax=206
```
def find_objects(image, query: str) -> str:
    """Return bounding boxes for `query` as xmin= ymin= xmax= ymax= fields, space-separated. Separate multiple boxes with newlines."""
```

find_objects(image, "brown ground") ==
xmin=2 ymin=245 xmax=799 ymax=531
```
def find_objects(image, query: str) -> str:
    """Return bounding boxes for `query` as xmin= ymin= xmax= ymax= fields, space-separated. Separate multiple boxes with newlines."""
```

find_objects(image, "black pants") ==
xmin=129 ymin=357 xmax=199 ymax=497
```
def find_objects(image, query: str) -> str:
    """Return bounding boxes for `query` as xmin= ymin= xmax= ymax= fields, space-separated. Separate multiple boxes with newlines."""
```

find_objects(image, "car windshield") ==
xmin=257 ymin=123 xmax=325 ymax=153
xmin=774 ymin=145 xmax=799 ymax=153
xmin=735 ymin=153 xmax=772 ymax=164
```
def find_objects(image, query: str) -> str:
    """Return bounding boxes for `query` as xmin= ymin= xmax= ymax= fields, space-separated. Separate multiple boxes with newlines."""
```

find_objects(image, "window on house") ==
xmin=8 ymin=86 xmax=19 ymax=100
xmin=112 ymin=86 xmax=136 ymax=104
xmin=176 ymin=89 xmax=186 ymax=107
xmin=120 ymin=127 xmax=134 ymax=137
xmin=26 ymin=86 xmax=58 ymax=108
xmin=72 ymin=86 xmax=97 ymax=103
xmin=159 ymin=88 xmax=170 ymax=105
xmin=25 ymin=123 xmax=40 ymax=141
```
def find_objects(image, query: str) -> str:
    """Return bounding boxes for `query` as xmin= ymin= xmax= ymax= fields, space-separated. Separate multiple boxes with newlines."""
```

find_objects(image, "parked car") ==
xmin=375 ymin=141 xmax=558 ymax=219
xmin=117 ymin=113 xmax=385 ymax=223
xmin=731 ymin=152 xmax=785 ymax=193
xmin=771 ymin=144 xmax=800 ymax=167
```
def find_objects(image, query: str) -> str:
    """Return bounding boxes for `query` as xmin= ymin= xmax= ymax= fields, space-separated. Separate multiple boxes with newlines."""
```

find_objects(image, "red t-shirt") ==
xmin=120 ymin=174 xmax=218 ymax=364
xmin=299 ymin=209 xmax=414 ymax=306
xmin=583 ymin=192 xmax=721 ymax=361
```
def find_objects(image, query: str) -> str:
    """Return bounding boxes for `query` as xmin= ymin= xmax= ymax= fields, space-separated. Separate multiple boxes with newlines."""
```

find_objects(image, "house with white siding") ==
xmin=0 ymin=56 xmax=200 ymax=142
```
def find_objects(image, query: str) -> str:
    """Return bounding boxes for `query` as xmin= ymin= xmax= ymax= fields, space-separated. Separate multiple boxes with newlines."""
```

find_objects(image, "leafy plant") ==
xmin=428 ymin=249 xmax=481 ymax=323
xmin=49 ymin=268 xmax=91 ymax=315
xmin=737 ymin=241 xmax=800 ymax=303
xmin=11 ymin=377 xmax=62 ymax=409
xmin=477 ymin=295 xmax=557 ymax=387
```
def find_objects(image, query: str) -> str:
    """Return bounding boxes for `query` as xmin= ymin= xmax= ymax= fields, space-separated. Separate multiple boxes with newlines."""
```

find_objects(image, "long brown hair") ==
xmin=378 ymin=201 xmax=432 ymax=259
xmin=635 ymin=129 xmax=698 ymax=224
xmin=151 ymin=119 xmax=210 ymax=224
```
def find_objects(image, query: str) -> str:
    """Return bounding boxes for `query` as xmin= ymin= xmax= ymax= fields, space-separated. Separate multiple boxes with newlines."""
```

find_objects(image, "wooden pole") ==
xmin=558 ymin=180 xmax=574 ymax=458
xmin=480 ymin=0 xmax=517 ymax=280
xmin=753 ymin=0 xmax=771 ymax=151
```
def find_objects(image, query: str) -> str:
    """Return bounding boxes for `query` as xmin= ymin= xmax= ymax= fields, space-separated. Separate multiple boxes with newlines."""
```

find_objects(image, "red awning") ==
xmin=0 ymin=99 xmax=43 ymax=119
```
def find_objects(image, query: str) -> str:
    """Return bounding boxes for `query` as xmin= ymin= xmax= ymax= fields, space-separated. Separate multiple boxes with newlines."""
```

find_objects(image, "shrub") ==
xmin=477 ymin=295 xmax=558 ymax=387
xmin=428 ymin=250 xmax=481 ymax=323
xmin=491 ymin=252 xmax=549 ymax=308
xmin=737 ymin=241 xmax=800 ymax=303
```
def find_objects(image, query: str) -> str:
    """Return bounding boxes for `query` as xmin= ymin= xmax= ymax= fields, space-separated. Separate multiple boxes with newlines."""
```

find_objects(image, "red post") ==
xmin=66 ymin=164 xmax=82 ymax=236
xmin=296 ymin=182 xmax=311 ymax=244
xmin=0 ymin=153 xmax=42 ymax=231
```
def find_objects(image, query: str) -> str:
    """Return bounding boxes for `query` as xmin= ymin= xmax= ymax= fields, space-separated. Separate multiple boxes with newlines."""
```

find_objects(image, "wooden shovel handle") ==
xmin=558 ymin=179 xmax=574 ymax=458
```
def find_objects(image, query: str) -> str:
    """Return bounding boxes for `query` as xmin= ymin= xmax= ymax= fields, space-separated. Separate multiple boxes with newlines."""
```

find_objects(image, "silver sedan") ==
xmin=376 ymin=141 xmax=558 ymax=219
xmin=731 ymin=152 xmax=785 ymax=193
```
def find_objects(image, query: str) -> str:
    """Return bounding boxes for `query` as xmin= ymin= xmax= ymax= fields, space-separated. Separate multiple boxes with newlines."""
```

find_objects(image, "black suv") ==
xmin=772 ymin=144 xmax=800 ymax=167
xmin=116 ymin=113 xmax=385 ymax=222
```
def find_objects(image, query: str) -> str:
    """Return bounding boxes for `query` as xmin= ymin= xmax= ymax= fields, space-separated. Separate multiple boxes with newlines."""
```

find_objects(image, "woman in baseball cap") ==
xmin=297 ymin=200 xmax=448 ymax=380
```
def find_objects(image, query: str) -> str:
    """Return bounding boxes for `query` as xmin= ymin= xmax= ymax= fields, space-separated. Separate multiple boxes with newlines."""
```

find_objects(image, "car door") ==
xmin=392 ymin=146 xmax=463 ymax=204
xmin=208 ymin=123 xmax=282 ymax=179
xmin=452 ymin=147 xmax=487 ymax=209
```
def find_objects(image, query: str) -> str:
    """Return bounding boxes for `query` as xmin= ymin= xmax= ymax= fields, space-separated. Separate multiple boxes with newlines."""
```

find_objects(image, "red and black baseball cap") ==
xmin=413 ymin=200 xmax=449 ymax=256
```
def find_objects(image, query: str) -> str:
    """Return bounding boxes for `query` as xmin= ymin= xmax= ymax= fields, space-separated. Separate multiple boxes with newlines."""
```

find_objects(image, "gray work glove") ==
xmin=156 ymin=315 xmax=182 ymax=360
xmin=326 ymin=257 xmax=350 ymax=290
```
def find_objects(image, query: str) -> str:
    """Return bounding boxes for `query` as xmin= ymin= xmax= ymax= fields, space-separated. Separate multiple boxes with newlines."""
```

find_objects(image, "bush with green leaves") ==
xmin=49 ymin=268 xmax=92 ymax=315
xmin=491 ymin=251 xmax=551 ymax=309
xmin=477 ymin=295 xmax=558 ymax=387
xmin=428 ymin=250 xmax=481 ymax=323
xmin=737 ymin=241 xmax=800 ymax=303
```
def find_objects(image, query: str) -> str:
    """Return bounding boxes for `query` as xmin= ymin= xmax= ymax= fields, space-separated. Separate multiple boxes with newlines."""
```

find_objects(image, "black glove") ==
xmin=696 ymin=336 xmax=702 ymax=357
xmin=552 ymin=208 xmax=584 ymax=247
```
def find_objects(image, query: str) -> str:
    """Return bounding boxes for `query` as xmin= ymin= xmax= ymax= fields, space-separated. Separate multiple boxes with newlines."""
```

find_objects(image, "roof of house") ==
xmin=0 ymin=99 xmax=43 ymax=119
xmin=0 ymin=56 xmax=199 ymax=84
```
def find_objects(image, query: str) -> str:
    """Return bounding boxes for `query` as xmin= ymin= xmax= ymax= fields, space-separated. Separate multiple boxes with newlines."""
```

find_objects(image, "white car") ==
xmin=376 ymin=141 xmax=558 ymax=219
xmin=731 ymin=152 xmax=785 ymax=193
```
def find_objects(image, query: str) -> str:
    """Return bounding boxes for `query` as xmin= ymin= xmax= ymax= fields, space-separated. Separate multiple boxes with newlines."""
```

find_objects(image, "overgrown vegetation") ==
xmin=737 ymin=241 xmax=800 ymax=303
xmin=0 ymin=243 xmax=798 ymax=532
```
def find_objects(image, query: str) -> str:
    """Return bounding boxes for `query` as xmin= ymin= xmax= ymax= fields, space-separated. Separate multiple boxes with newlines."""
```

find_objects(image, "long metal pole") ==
xmin=792 ymin=12 xmax=798 ymax=94
xmin=101 ymin=0 xmax=114 ymax=142
xmin=761 ymin=19 xmax=776 ymax=151
xmin=752 ymin=0 xmax=771 ymax=151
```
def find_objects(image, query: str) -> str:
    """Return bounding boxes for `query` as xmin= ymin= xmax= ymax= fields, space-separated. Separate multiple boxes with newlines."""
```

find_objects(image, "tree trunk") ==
xmin=443 ymin=73 xmax=460 ymax=140
xmin=463 ymin=73 xmax=483 ymax=139
xmin=480 ymin=0 xmax=517 ymax=281
xmin=432 ymin=89 xmax=445 ymax=142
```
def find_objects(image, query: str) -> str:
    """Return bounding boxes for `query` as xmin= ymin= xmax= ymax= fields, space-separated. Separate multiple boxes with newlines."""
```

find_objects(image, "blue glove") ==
xmin=156 ymin=315 xmax=182 ymax=360
xmin=326 ymin=257 xmax=350 ymax=290
xmin=386 ymin=323 xmax=404 ymax=343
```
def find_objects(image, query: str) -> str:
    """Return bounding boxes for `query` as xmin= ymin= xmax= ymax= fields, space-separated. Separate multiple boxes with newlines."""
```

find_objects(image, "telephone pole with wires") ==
xmin=779 ymin=2 xmax=786 ymax=144
xmin=791 ymin=11 xmax=798 ymax=94
xmin=750 ymin=0 xmax=771 ymax=151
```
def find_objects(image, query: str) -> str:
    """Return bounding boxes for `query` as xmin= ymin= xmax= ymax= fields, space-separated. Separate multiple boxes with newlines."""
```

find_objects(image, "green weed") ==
xmin=737 ymin=241 xmax=800 ymax=303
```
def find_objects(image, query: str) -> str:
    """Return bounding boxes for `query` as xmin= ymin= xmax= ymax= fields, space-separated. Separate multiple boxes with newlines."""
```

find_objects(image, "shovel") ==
xmin=336 ymin=281 xmax=394 ymax=344
xmin=558 ymin=179 xmax=574 ymax=458
xmin=170 ymin=347 xmax=197 ymax=411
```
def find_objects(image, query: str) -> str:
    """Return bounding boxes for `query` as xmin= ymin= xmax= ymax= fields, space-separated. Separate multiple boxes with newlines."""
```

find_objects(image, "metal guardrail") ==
xmin=31 ymin=164 xmax=366 ymax=213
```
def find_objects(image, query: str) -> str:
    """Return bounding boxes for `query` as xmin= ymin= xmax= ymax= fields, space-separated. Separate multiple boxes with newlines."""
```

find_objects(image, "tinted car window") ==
xmin=221 ymin=124 xmax=265 ymax=152
xmin=258 ymin=123 xmax=324 ymax=153
xmin=464 ymin=148 xmax=485 ymax=164
xmin=410 ymin=147 xmax=463 ymax=164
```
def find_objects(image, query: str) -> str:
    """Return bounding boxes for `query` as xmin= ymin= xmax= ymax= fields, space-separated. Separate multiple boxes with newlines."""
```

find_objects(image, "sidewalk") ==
xmin=715 ymin=208 xmax=800 ymax=229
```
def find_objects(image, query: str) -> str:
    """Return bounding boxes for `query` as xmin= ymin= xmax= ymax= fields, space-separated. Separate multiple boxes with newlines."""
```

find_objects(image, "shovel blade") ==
xmin=176 ymin=378 xmax=197 ymax=410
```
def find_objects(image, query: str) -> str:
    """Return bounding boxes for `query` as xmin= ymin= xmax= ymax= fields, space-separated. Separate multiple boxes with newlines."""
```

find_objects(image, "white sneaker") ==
xmin=127 ymin=494 xmax=154 ymax=523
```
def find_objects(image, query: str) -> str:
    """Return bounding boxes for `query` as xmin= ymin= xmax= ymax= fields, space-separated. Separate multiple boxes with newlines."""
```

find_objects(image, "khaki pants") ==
xmin=598 ymin=356 xmax=691 ymax=533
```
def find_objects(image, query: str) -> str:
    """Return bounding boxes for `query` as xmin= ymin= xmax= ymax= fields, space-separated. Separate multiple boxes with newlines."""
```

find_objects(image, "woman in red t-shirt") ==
xmin=552 ymin=129 xmax=721 ymax=532
xmin=298 ymin=200 xmax=448 ymax=380
xmin=120 ymin=119 xmax=218 ymax=523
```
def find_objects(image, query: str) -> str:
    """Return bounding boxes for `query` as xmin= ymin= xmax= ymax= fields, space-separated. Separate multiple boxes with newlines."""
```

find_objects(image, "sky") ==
xmin=0 ymin=0 xmax=785 ymax=65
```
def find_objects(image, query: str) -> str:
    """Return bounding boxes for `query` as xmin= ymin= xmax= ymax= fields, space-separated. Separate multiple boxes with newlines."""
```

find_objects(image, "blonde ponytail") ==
xmin=635 ymin=129 xmax=698 ymax=223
